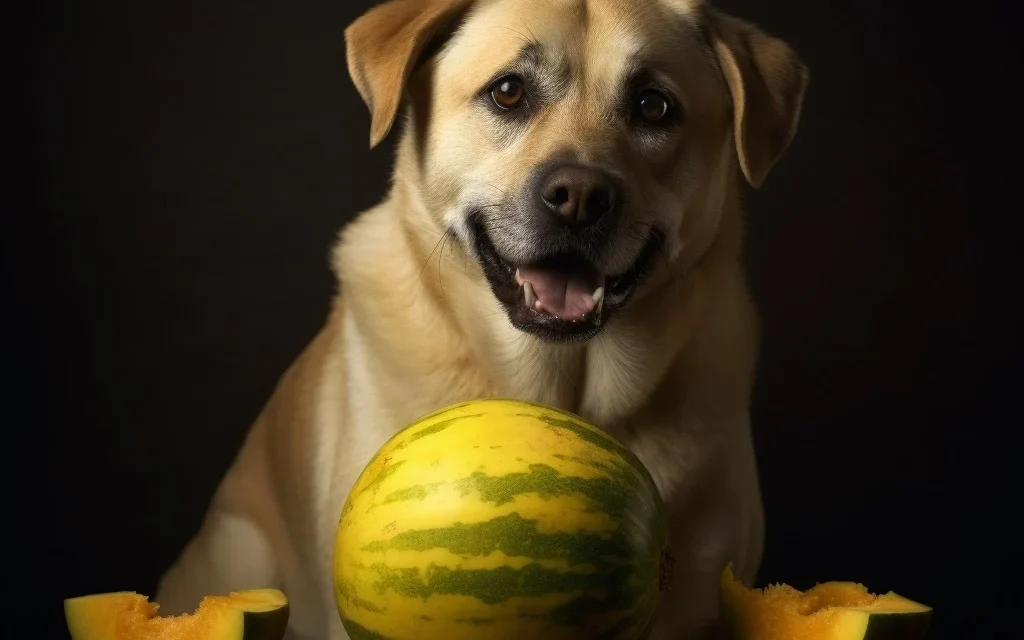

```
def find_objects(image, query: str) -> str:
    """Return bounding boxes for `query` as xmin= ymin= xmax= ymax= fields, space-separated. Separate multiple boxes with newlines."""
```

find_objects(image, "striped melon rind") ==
xmin=334 ymin=399 xmax=671 ymax=640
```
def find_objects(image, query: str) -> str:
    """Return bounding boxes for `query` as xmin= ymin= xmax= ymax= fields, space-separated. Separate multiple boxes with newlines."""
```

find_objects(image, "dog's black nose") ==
xmin=539 ymin=164 xmax=618 ymax=227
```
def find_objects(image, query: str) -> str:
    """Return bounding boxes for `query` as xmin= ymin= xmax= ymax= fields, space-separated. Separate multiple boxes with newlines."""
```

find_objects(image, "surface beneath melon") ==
xmin=720 ymin=565 xmax=932 ymax=640
xmin=64 ymin=589 xmax=289 ymax=640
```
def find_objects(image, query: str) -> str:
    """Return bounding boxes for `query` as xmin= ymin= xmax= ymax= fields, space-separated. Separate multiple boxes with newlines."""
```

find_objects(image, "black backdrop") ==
xmin=14 ymin=0 xmax=1021 ymax=638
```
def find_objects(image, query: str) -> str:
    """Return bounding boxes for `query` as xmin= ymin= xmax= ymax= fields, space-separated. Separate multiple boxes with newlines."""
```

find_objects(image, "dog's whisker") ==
xmin=521 ymin=22 xmax=539 ymax=46
xmin=437 ymin=231 xmax=457 ymax=299
xmin=418 ymin=230 xmax=453 ymax=281
xmin=494 ymin=26 xmax=539 ymax=49
xmin=482 ymin=182 xmax=511 ymax=198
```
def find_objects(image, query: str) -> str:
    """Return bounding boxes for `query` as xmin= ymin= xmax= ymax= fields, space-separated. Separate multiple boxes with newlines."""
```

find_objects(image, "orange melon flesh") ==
xmin=720 ymin=565 xmax=933 ymax=640
xmin=64 ymin=589 xmax=289 ymax=640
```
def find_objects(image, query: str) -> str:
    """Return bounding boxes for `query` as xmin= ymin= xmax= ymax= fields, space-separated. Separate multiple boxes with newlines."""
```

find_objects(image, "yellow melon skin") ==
xmin=333 ymin=399 xmax=672 ymax=640
xmin=720 ymin=566 xmax=933 ymax=640
xmin=64 ymin=589 xmax=289 ymax=640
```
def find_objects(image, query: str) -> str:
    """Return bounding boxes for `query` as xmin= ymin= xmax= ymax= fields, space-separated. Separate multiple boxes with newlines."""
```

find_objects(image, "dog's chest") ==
xmin=492 ymin=337 xmax=700 ymax=505
xmin=490 ymin=324 xmax=667 ymax=427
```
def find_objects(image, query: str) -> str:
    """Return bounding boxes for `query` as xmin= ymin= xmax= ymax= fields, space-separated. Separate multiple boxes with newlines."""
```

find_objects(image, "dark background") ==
xmin=13 ymin=0 xmax=1020 ymax=638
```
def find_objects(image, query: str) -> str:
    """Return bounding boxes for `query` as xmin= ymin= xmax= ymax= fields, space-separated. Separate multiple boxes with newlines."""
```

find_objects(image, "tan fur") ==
xmin=156 ymin=1 xmax=807 ymax=638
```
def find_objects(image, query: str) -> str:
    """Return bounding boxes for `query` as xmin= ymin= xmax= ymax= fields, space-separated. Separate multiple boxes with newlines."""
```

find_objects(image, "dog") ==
xmin=155 ymin=0 xmax=808 ymax=638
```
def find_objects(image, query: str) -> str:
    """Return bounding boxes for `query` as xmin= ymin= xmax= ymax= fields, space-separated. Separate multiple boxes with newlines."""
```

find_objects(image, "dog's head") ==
xmin=345 ymin=0 xmax=808 ymax=342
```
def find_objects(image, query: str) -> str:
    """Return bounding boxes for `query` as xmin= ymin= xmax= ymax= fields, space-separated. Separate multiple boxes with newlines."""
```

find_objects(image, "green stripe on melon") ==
xmin=334 ymin=399 xmax=670 ymax=640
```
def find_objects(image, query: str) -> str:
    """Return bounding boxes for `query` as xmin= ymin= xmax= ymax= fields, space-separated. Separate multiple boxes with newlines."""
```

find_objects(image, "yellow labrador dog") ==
xmin=156 ymin=0 xmax=807 ymax=638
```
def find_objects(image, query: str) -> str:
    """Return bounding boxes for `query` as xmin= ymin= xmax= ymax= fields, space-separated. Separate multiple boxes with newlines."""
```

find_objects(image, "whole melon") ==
xmin=333 ymin=399 xmax=672 ymax=640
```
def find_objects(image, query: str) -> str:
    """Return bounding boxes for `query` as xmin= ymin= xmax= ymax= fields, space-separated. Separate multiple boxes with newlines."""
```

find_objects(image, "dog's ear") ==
xmin=706 ymin=10 xmax=809 ymax=188
xmin=345 ymin=0 xmax=472 ymax=148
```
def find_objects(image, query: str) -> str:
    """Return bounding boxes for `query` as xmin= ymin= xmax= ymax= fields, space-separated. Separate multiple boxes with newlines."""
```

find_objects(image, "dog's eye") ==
xmin=638 ymin=89 xmax=671 ymax=123
xmin=490 ymin=76 xmax=526 ymax=110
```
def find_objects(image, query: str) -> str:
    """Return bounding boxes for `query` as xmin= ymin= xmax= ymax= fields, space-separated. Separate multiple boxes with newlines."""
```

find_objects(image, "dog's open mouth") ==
xmin=472 ymin=221 xmax=664 ymax=341
xmin=516 ymin=258 xmax=604 ymax=321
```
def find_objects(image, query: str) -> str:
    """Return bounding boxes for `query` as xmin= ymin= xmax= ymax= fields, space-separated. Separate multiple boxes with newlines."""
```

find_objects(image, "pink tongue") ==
xmin=519 ymin=267 xmax=596 ymax=320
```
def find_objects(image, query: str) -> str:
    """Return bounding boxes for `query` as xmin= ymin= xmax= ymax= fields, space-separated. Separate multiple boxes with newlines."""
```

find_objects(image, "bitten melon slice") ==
xmin=721 ymin=566 xmax=932 ymax=640
xmin=64 ymin=589 xmax=289 ymax=640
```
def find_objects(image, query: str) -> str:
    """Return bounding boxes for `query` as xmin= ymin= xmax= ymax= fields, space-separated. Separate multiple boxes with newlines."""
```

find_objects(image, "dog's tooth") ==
xmin=597 ymin=291 xmax=605 ymax=315
xmin=515 ymin=269 xmax=523 ymax=285
xmin=591 ymin=287 xmax=605 ymax=305
xmin=523 ymin=281 xmax=537 ymax=310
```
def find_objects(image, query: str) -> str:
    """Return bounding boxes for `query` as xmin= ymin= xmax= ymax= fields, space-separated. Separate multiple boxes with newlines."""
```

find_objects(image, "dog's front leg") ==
xmin=156 ymin=508 xmax=279 ymax=614
xmin=156 ymin=419 xmax=287 ymax=617
xmin=643 ymin=437 xmax=765 ymax=640
xmin=648 ymin=498 xmax=761 ymax=639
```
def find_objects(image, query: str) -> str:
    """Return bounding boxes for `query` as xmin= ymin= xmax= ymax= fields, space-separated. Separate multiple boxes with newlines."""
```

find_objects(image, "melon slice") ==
xmin=721 ymin=565 xmax=932 ymax=640
xmin=64 ymin=589 xmax=289 ymax=640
